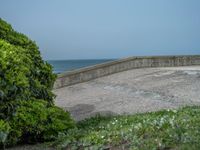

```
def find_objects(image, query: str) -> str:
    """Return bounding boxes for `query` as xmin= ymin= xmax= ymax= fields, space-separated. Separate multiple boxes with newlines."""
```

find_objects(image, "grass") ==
xmin=49 ymin=106 xmax=200 ymax=150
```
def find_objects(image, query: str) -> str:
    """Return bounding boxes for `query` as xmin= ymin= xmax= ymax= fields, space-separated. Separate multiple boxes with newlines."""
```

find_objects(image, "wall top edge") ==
xmin=57 ymin=55 xmax=200 ymax=78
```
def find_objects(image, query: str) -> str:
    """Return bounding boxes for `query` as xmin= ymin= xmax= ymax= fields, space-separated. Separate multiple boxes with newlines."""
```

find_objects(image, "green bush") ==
xmin=0 ymin=120 xmax=10 ymax=149
xmin=0 ymin=40 xmax=32 ymax=119
xmin=0 ymin=18 xmax=56 ymax=105
xmin=0 ymin=18 xmax=75 ymax=148
xmin=8 ymin=100 xmax=75 ymax=145
xmin=43 ymin=105 xmax=75 ymax=141
xmin=0 ymin=18 xmax=56 ymax=120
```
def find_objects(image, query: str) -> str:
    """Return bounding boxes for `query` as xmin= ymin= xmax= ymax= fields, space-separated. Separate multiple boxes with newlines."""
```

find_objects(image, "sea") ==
xmin=47 ymin=59 xmax=115 ymax=74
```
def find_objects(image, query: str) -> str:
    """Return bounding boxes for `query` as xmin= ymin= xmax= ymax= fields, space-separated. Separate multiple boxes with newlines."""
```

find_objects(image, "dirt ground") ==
xmin=54 ymin=66 xmax=200 ymax=121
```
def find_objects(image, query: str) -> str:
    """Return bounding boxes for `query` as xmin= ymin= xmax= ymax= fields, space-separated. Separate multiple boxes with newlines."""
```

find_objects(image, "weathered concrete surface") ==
xmin=54 ymin=55 xmax=200 ymax=88
xmin=54 ymin=66 xmax=200 ymax=121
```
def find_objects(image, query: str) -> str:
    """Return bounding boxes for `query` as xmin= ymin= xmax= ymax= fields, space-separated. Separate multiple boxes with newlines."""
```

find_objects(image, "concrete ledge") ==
xmin=54 ymin=55 xmax=200 ymax=89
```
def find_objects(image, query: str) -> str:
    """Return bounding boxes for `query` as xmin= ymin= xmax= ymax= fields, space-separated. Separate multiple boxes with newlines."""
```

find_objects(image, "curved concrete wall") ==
xmin=54 ymin=55 xmax=200 ymax=89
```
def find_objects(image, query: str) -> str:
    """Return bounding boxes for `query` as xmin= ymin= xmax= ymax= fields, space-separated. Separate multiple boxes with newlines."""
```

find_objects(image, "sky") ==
xmin=0 ymin=0 xmax=200 ymax=60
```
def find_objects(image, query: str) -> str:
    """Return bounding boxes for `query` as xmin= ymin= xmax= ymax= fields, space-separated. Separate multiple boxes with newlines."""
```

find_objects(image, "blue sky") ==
xmin=0 ymin=0 xmax=200 ymax=60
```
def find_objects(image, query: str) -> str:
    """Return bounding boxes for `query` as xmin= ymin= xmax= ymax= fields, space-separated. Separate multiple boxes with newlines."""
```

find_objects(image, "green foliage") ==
xmin=0 ymin=40 xmax=32 ymax=119
xmin=0 ymin=120 xmax=10 ymax=148
xmin=0 ymin=18 xmax=56 ymax=120
xmin=53 ymin=106 xmax=200 ymax=150
xmin=43 ymin=105 xmax=75 ymax=141
xmin=0 ymin=18 xmax=75 ymax=149
xmin=0 ymin=18 xmax=56 ymax=106
xmin=8 ymin=100 xmax=75 ymax=145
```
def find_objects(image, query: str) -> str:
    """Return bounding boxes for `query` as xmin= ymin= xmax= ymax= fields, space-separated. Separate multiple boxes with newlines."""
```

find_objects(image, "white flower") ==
xmin=172 ymin=109 xmax=177 ymax=113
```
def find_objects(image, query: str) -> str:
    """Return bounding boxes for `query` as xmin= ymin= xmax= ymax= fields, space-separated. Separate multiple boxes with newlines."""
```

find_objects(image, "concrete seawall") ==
xmin=54 ymin=55 xmax=200 ymax=89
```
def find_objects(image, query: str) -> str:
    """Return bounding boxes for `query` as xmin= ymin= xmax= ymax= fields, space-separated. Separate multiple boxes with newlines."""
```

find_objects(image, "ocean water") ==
xmin=47 ymin=59 xmax=115 ymax=74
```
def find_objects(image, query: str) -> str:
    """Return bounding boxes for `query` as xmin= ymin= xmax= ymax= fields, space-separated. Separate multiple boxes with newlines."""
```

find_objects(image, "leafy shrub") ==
xmin=0 ymin=120 xmax=10 ymax=149
xmin=0 ymin=18 xmax=56 ymax=106
xmin=43 ymin=105 xmax=75 ymax=141
xmin=0 ymin=18 xmax=75 ymax=148
xmin=0 ymin=18 xmax=56 ymax=120
xmin=0 ymin=40 xmax=32 ymax=119
xmin=8 ymin=100 xmax=75 ymax=145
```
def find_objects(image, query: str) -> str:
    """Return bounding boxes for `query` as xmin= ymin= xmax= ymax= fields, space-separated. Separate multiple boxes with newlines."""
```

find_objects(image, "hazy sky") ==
xmin=0 ymin=0 xmax=200 ymax=60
